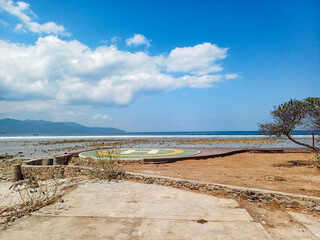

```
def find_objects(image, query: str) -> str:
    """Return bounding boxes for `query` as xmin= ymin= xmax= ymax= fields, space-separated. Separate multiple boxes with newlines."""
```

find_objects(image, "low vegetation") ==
xmin=88 ymin=149 xmax=122 ymax=180
xmin=0 ymin=178 xmax=61 ymax=224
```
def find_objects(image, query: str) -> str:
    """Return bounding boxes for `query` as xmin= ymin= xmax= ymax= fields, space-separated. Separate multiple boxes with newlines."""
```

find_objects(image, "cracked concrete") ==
xmin=289 ymin=211 xmax=320 ymax=239
xmin=1 ymin=180 xmax=274 ymax=240
xmin=1 ymin=180 xmax=320 ymax=239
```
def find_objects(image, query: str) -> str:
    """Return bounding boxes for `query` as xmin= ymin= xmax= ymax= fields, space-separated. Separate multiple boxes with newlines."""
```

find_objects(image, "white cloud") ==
xmin=0 ymin=36 xmax=237 ymax=107
xmin=0 ymin=18 xmax=8 ymax=26
xmin=0 ymin=100 xmax=87 ymax=122
xmin=110 ymin=36 xmax=121 ymax=44
xmin=101 ymin=36 xmax=121 ymax=45
xmin=0 ymin=100 xmax=55 ymax=113
xmin=0 ymin=0 xmax=67 ymax=35
xmin=14 ymin=23 xmax=23 ymax=31
xmin=92 ymin=114 xmax=111 ymax=120
xmin=126 ymin=34 xmax=150 ymax=47
xmin=166 ymin=43 xmax=228 ymax=75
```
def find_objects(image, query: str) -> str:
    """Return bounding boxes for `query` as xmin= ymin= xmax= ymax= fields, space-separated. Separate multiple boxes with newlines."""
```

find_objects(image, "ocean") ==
xmin=0 ymin=130 xmax=317 ymax=140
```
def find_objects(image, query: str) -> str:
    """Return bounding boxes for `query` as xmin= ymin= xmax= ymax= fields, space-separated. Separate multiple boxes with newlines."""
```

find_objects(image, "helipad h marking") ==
xmin=79 ymin=148 xmax=200 ymax=160
xmin=102 ymin=148 xmax=184 ymax=157
xmin=121 ymin=149 xmax=160 ymax=155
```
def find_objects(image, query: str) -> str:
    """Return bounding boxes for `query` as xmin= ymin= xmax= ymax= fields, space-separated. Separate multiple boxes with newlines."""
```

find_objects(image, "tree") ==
xmin=305 ymin=97 xmax=320 ymax=132
xmin=259 ymin=98 xmax=320 ymax=151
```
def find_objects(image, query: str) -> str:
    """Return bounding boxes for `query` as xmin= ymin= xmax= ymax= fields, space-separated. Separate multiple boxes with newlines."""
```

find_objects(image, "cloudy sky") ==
xmin=0 ymin=0 xmax=319 ymax=131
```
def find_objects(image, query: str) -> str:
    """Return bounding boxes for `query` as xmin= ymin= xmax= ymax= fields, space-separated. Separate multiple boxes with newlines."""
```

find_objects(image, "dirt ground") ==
xmin=123 ymin=152 xmax=320 ymax=197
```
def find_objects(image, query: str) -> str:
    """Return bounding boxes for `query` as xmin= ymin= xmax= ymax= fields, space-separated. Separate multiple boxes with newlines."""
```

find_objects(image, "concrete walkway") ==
xmin=289 ymin=212 xmax=320 ymax=239
xmin=0 ymin=180 xmax=274 ymax=240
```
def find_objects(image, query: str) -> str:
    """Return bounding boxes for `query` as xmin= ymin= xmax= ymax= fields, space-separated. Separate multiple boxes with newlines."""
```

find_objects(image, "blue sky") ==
xmin=0 ymin=0 xmax=319 ymax=132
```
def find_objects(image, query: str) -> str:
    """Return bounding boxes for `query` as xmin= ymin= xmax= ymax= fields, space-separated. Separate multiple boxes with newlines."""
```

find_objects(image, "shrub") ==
xmin=0 ymin=178 xmax=61 ymax=224
xmin=89 ymin=149 xmax=121 ymax=180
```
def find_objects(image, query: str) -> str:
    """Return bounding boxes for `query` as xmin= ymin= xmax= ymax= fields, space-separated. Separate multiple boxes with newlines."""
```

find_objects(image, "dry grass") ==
xmin=88 ymin=150 xmax=122 ymax=180
xmin=0 ymin=179 xmax=60 ymax=224
xmin=123 ymin=152 xmax=320 ymax=197
xmin=0 ymin=178 xmax=81 ymax=225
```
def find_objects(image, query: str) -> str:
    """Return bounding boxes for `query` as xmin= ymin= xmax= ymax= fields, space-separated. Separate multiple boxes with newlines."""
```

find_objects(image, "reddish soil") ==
xmin=123 ymin=152 xmax=320 ymax=197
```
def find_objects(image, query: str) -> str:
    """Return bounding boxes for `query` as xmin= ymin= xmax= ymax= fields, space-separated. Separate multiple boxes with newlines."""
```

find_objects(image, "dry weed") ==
xmin=0 ymin=178 xmax=61 ymax=224
xmin=88 ymin=149 xmax=122 ymax=180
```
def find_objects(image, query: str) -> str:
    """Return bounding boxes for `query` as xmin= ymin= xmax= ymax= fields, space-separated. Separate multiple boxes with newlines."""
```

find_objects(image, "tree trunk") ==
xmin=287 ymin=135 xmax=319 ymax=151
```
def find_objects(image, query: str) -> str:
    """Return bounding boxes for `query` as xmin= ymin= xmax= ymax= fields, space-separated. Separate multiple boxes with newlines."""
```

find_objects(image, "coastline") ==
xmin=0 ymin=135 xmax=315 ymax=161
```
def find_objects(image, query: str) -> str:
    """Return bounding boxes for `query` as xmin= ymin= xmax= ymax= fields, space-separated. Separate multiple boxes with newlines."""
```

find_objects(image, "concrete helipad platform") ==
xmin=78 ymin=147 xmax=311 ymax=164
xmin=79 ymin=148 xmax=200 ymax=161
xmin=0 ymin=181 xmax=273 ymax=240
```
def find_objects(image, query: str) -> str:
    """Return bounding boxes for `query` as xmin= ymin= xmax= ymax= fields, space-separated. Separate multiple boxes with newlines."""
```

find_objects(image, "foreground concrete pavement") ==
xmin=1 ymin=180 xmax=274 ymax=239
xmin=289 ymin=212 xmax=320 ymax=239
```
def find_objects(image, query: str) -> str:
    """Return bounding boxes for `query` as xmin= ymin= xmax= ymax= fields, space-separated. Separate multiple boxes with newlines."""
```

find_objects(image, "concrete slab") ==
xmin=1 ymin=216 xmax=272 ymax=240
xmin=289 ymin=211 xmax=320 ymax=239
xmin=0 ymin=180 xmax=273 ymax=240
xmin=34 ymin=181 xmax=251 ymax=222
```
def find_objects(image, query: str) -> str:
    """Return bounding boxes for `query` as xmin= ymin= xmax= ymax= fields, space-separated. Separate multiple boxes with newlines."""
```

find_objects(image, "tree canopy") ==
xmin=259 ymin=98 xmax=320 ymax=151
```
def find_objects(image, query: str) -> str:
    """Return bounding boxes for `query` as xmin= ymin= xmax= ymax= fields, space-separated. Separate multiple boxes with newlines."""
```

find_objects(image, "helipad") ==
xmin=79 ymin=148 xmax=200 ymax=161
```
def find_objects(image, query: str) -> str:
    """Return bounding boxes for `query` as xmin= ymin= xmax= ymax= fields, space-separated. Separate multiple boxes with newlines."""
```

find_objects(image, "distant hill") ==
xmin=0 ymin=118 xmax=125 ymax=135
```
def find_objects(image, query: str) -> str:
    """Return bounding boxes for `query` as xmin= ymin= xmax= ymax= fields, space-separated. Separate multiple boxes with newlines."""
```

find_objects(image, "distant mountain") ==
xmin=0 ymin=118 xmax=125 ymax=135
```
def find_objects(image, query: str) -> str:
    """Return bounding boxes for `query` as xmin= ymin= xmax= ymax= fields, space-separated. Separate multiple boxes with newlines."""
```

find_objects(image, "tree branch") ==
xmin=287 ymin=135 xmax=318 ymax=151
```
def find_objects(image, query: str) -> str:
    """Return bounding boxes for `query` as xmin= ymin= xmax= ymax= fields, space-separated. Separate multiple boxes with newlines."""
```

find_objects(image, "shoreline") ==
xmin=0 ymin=136 xmax=315 ymax=161
xmin=0 ymin=134 xmax=317 ymax=140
